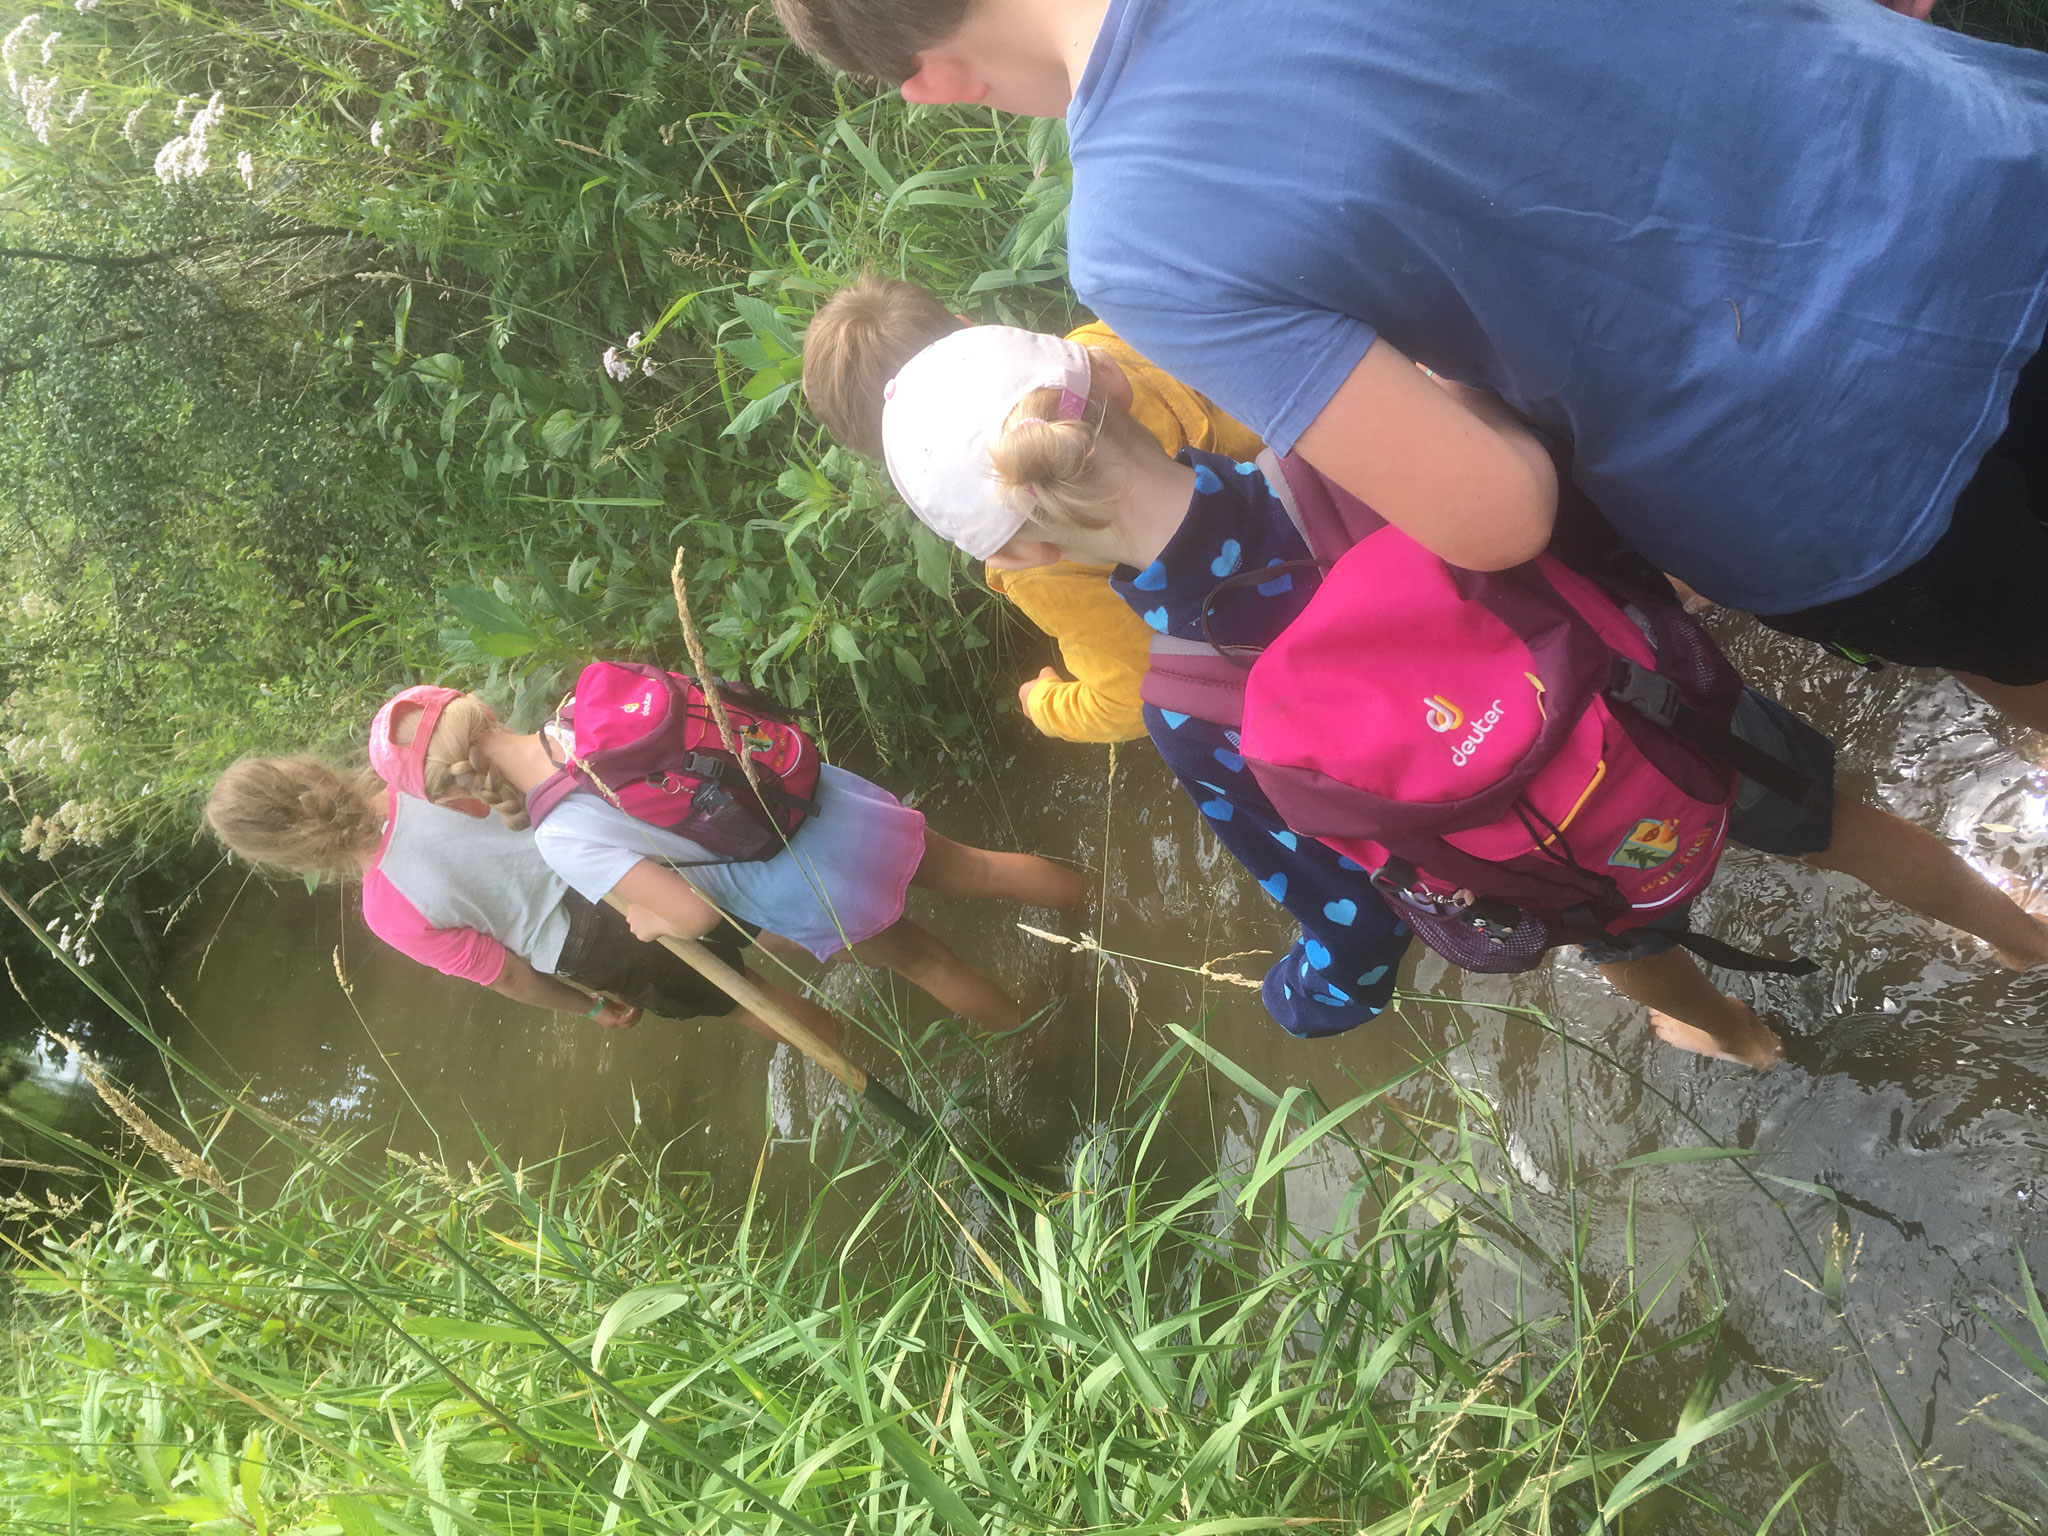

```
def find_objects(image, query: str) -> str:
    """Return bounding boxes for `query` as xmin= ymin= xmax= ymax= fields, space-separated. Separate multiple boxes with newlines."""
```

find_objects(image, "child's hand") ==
xmin=1017 ymin=665 xmax=1060 ymax=714
xmin=625 ymin=902 xmax=682 ymax=943
xmin=590 ymin=999 xmax=643 ymax=1029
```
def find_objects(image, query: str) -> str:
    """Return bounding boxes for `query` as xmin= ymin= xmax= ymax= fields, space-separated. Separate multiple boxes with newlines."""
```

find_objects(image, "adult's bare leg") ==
xmin=1950 ymin=671 xmax=2048 ymax=735
xmin=1804 ymin=795 xmax=2048 ymax=969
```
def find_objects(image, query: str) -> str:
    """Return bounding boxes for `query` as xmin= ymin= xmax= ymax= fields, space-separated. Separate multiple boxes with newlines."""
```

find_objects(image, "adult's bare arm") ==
xmin=1292 ymin=336 xmax=1558 ymax=571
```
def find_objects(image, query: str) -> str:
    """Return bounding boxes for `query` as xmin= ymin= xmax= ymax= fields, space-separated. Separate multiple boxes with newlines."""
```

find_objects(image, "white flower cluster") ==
xmin=154 ymin=89 xmax=223 ymax=184
xmin=3 ymin=13 xmax=39 ymax=95
xmin=20 ymin=799 xmax=115 ymax=861
xmin=4 ymin=717 xmax=90 ymax=770
xmin=17 ymin=72 xmax=53 ymax=143
xmin=601 ymin=331 xmax=658 ymax=382
xmin=3 ymin=14 xmax=53 ymax=143
xmin=48 ymin=900 xmax=101 ymax=964
xmin=122 ymin=101 xmax=147 ymax=151
xmin=237 ymin=148 xmax=254 ymax=189
xmin=18 ymin=591 xmax=58 ymax=621
xmin=3 ymin=732 xmax=49 ymax=768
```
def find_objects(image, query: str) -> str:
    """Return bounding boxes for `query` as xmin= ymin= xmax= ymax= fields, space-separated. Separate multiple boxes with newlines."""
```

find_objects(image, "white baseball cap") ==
xmin=879 ymin=326 xmax=1093 ymax=559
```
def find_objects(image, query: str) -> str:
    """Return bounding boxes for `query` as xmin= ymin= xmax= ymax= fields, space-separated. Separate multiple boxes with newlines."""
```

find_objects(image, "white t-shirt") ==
xmin=361 ymin=793 xmax=571 ymax=982
xmin=530 ymin=763 xmax=925 ymax=960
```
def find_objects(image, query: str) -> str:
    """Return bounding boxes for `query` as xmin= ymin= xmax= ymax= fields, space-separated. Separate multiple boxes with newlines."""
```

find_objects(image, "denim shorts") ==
xmin=1576 ymin=687 xmax=1836 ymax=964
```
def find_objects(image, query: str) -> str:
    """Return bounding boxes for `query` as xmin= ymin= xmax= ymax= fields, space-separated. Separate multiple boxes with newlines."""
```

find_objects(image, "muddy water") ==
xmin=166 ymin=612 xmax=2048 ymax=1532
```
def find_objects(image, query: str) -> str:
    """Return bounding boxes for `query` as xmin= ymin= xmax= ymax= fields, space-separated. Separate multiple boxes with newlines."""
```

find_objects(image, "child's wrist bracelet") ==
xmin=583 ymin=998 xmax=605 ymax=1018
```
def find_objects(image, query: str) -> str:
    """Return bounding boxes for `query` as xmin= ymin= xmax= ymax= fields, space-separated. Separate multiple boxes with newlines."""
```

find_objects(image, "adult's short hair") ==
xmin=772 ymin=0 xmax=973 ymax=84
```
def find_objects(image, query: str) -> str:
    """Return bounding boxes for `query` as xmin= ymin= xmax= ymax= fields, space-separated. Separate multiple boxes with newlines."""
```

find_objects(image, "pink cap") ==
xmin=367 ymin=684 xmax=464 ymax=800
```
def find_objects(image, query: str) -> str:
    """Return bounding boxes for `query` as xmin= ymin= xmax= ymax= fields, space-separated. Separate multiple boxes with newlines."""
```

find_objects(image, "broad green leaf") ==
xmin=404 ymin=1317 xmax=548 ymax=1344
xmin=1033 ymin=1212 xmax=1066 ymax=1328
xmin=160 ymin=1496 xmax=230 ymax=1522
xmin=472 ymin=631 xmax=539 ymax=659
xmin=827 ymin=624 xmax=865 ymax=665
xmin=834 ymin=119 xmax=898 ymax=194
xmin=723 ymin=381 xmax=796 ymax=439
xmin=238 ymin=1428 xmax=267 ymax=1536
xmin=412 ymin=352 xmax=463 ymax=387
xmin=1673 ymin=1328 xmax=1730 ymax=1457
xmin=327 ymin=1495 xmax=395 ymax=1536
xmin=590 ymin=1284 xmax=689 ymax=1369
xmin=1597 ymin=1379 xmax=1804 ymax=1520
xmin=876 ymin=1423 xmax=976 ymax=1536
xmin=857 ymin=565 xmax=907 ymax=607
xmin=442 ymin=585 xmax=530 ymax=636
xmin=537 ymin=409 xmax=585 ymax=459
xmin=734 ymin=294 xmax=799 ymax=356
xmin=911 ymin=522 xmax=956 ymax=599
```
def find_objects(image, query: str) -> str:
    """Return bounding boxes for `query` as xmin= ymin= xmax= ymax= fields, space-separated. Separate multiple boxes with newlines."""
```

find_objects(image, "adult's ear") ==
xmin=900 ymin=51 xmax=989 ymax=105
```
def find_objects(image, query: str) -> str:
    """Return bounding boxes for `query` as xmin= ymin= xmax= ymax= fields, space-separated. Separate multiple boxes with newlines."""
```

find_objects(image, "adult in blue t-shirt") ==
xmin=774 ymin=0 xmax=2048 ymax=731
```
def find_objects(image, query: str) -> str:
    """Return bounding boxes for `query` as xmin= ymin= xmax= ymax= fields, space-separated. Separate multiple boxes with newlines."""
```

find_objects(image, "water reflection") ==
xmin=165 ymin=611 xmax=2048 ymax=1532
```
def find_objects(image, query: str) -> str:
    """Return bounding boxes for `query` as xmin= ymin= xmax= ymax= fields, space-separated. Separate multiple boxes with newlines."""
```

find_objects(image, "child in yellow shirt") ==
xmin=801 ymin=276 xmax=1260 ymax=743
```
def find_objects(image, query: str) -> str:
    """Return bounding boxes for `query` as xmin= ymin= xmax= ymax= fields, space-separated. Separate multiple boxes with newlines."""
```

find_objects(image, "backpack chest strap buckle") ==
xmin=1605 ymin=656 xmax=1680 ymax=727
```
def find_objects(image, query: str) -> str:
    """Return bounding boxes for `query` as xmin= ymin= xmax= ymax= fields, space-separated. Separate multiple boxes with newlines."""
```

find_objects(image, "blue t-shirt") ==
xmin=1067 ymin=0 xmax=2048 ymax=615
xmin=1110 ymin=451 xmax=1410 ymax=1038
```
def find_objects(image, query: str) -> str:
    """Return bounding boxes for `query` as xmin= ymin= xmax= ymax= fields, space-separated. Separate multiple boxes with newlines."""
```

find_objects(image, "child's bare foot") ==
xmin=1650 ymin=1002 xmax=1785 ymax=1069
xmin=1989 ymin=911 xmax=2048 ymax=971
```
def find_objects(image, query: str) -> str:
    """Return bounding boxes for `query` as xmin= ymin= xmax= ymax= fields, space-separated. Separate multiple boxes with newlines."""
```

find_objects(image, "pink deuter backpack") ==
xmin=525 ymin=661 xmax=821 ymax=862
xmin=1143 ymin=453 xmax=1817 ymax=976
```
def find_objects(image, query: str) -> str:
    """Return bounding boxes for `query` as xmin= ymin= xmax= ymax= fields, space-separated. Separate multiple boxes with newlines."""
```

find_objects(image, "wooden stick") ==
xmin=599 ymin=893 xmax=929 ymax=1134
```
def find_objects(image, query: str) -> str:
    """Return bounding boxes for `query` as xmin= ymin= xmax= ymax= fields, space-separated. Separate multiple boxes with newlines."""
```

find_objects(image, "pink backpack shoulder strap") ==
xmin=521 ymin=713 xmax=582 ymax=827
xmin=523 ymin=766 xmax=580 ymax=827
xmin=1265 ymin=449 xmax=1387 ymax=560
xmin=1140 ymin=635 xmax=1251 ymax=728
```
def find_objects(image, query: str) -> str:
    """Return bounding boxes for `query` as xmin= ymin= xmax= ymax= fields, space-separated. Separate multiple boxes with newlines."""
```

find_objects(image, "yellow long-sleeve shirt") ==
xmin=992 ymin=323 xmax=1263 ymax=744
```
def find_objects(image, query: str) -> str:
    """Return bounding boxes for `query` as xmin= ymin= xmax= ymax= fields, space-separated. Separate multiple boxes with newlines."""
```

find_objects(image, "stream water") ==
xmin=162 ymin=614 xmax=2048 ymax=1532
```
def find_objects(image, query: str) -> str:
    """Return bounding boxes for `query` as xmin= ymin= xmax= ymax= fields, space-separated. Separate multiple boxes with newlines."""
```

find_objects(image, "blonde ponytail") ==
xmin=205 ymin=757 xmax=385 ymax=878
xmin=986 ymin=355 xmax=1153 ymax=534
xmin=413 ymin=694 xmax=530 ymax=830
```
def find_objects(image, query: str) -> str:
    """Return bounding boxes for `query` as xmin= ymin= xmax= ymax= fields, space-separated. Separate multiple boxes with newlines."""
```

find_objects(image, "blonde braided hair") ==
xmin=406 ymin=693 xmax=531 ymax=830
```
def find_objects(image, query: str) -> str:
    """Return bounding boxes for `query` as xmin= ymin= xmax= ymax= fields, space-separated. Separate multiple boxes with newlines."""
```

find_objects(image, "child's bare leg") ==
xmin=729 ymin=979 xmax=843 ymax=1051
xmin=1804 ymin=795 xmax=2048 ymax=969
xmin=1595 ymin=948 xmax=1785 ymax=1068
xmin=849 ymin=917 xmax=1022 ymax=1031
xmin=1950 ymin=672 xmax=2048 ymax=736
xmin=751 ymin=930 xmax=814 ymax=967
xmin=912 ymin=829 xmax=1089 ymax=910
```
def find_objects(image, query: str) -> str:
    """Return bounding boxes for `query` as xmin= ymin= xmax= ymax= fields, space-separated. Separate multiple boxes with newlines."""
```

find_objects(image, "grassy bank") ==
xmin=1 ymin=1013 xmax=1806 ymax=1536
